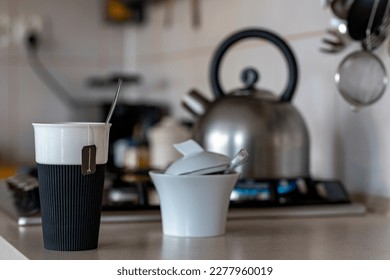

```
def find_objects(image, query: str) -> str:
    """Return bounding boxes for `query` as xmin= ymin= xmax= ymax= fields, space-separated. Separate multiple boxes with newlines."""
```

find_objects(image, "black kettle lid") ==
xmin=226 ymin=67 xmax=278 ymax=100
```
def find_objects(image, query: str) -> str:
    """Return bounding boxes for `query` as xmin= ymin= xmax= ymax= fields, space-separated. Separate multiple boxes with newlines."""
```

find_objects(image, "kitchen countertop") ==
xmin=1 ymin=206 xmax=390 ymax=260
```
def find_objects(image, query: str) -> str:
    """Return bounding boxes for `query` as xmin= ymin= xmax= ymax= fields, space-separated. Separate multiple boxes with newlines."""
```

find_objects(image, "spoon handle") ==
xmin=105 ymin=79 xmax=122 ymax=124
xmin=224 ymin=148 xmax=249 ymax=173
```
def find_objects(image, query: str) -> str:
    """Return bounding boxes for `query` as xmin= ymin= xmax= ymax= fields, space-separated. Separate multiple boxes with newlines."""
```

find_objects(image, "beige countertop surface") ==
xmin=1 ymin=206 xmax=390 ymax=260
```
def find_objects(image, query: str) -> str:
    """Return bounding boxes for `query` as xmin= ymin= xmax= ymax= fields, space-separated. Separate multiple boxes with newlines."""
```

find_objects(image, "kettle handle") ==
xmin=210 ymin=29 xmax=298 ymax=102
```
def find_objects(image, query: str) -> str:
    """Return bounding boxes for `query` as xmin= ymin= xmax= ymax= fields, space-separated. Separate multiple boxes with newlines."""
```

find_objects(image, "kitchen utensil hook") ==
xmin=365 ymin=0 xmax=380 ymax=51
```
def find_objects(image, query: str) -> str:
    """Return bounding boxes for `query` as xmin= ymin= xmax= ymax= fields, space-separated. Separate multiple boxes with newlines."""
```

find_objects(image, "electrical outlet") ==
xmin=0 ymin=14 xmax=47 ymax=49
xmin=12 ymin=15 xmax=45 ymax=47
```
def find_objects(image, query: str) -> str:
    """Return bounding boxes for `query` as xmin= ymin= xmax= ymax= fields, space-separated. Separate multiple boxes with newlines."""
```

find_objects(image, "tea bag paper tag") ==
xmin=173 ymin=139 xmax=204 ymax=157
xmin=81 ymin=145 xmax=97 ymax=175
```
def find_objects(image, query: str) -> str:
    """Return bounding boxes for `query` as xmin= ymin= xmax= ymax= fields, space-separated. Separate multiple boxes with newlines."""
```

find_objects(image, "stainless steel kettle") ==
xmin=182 ymin=29 xmax=310 ymax=179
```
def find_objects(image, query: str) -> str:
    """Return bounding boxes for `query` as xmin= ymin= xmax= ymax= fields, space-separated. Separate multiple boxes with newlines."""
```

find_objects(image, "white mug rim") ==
xmin=33 ymin=122 xmax=111 ymax=165
xmin=33 ymin=122 xmax=111 ymax=127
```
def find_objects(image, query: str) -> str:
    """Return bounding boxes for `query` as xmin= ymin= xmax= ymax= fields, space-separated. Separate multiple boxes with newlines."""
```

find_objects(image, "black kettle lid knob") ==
xmin=241 ymin=67 xmax=259 ymax=89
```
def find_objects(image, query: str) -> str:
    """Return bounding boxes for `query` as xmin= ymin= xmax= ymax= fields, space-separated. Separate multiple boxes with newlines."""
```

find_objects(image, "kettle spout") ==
xmin=181 ymin=89 xmax=210 ymax=117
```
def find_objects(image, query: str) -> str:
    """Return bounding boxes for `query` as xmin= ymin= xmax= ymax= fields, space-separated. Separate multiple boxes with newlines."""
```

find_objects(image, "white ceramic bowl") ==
xmin=149 ymin=171 xmax=239 ymax=237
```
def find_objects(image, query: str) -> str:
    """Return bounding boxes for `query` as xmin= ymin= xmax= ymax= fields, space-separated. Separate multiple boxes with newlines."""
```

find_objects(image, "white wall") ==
xmin=0 ymin=0 xmax=126 ymax=164
xmin=125 ymin=0 xmax=390 ymax=198
xmin=2 ymin=0 xmax=390 ymax=198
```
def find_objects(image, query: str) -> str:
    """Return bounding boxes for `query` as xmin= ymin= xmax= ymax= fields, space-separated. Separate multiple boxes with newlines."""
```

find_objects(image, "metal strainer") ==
xmin=335 ymin=50 xmax=388 ymax=109
xmin=335 ymin=0 xmax=389 ymax=110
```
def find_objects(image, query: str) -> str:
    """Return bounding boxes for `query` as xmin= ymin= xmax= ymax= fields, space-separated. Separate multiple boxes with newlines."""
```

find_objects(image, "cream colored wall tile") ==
xmin=0 ymin=65 xmax=9 ymax=162
xmin=0 ymin=0 xmax=10 ymax=161
xmin=0 ymin=0 xmax=125 ymax=164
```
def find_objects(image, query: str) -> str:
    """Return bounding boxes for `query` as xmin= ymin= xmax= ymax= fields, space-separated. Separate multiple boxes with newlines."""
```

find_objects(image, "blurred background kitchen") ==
xmin=1 ymin=0 xmax=390 ymax=203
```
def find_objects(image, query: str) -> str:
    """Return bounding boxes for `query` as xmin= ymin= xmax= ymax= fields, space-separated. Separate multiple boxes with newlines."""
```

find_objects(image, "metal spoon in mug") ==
xmin=105 ymin=79 xmax=122 ymax=124
xmin=224 ymin=148 xmax=249 ymax=174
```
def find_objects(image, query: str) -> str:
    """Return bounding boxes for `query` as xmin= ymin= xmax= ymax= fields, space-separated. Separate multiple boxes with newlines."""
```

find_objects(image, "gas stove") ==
xmin=0 ymin=168 xmax=366 ymax=226
xmin=102 ymin=169 xmax=358 ymax=208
